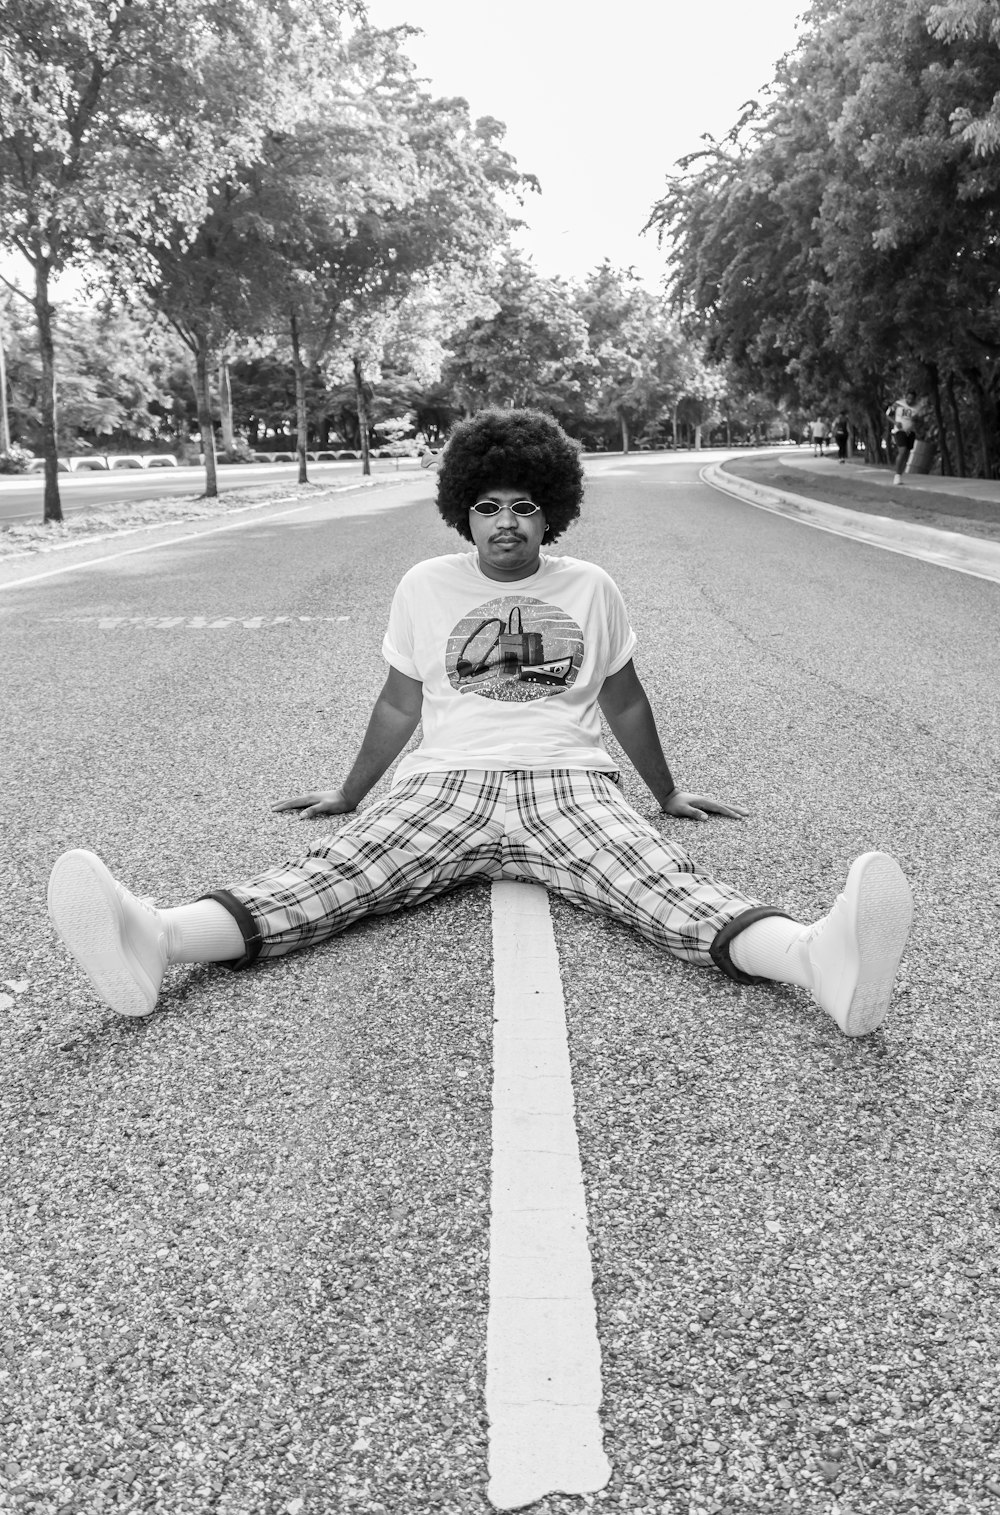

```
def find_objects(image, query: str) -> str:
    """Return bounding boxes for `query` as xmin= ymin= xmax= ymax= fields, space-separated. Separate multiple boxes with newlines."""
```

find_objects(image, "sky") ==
xmin=364 ymin=0 xmax=809 ymax=288
xmin=1 ymin=0 xmax=808 ymax=299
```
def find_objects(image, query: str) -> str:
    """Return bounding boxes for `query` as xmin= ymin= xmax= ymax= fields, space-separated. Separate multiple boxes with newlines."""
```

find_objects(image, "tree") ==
xmin=0 ymin=293 xmax=184 ymax=454
xmin=242 ymin=44 xmax=534 ymax=481
xmin=442 ymin=251 xmax=593 ymax=419
xmin=649 ymin=0 xmax=1000 ymax=476
xmin=928 ymin=0 xmax=1000 ymax=154
xmin=574 ymin=263 xmax=693 ymax=452
xmin=0 ymin=0 xmax=355 ymax=519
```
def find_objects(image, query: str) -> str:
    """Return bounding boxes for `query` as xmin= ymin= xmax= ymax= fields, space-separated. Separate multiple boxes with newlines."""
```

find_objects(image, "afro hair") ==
xmin=436 ymin=409 xmax=584 ymax=543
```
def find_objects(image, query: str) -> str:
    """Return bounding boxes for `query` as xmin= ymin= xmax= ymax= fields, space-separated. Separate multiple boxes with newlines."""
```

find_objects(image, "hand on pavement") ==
xmin=272 ymin=788 xmax=357 ymax=819
xmin=660 ymin=790 xmax=749 ymax=823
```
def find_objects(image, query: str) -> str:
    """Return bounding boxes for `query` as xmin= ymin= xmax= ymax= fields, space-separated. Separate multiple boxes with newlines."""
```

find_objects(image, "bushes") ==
xmin=0 ymin=443 xmax=33 ymax=474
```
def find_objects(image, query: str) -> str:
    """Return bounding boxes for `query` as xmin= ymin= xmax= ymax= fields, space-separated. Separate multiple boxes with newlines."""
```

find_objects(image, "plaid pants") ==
xmin=209 ymin=769 xmax=763 ymax=970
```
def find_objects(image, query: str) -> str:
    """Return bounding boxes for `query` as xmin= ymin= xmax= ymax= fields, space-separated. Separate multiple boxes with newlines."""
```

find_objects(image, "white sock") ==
xmin=161 ymin=900 xmax=246 ymax=963
xmin=728 ymin=915 xmax=814 ymax=990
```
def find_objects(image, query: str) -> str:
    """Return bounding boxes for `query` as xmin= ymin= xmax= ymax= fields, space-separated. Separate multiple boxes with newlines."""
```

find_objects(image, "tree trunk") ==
xmin=924 ymin=362 xmax=952 ymax=476
xmin=353 ymin=354 xmax=371 ymax=477
xmin=672 ymin=402 xmax=679 ymax=448
xmin=218 ymin=361 xmax=234 ymax=457
xmin=946 ymin=373 xmax=967 ymax=478
xmin=618 ymin=407 xmax=630 ymax=454
xmin=34 ymin=259 xmax=62 ymax=523
xmin=864 ymin=407 xmax=884 ymax=468
xmin=694 ymin=423 xmax=702 ymax=450
xmin=194 ymin=342 xmax=218 ymax=498
xmin=290 ymin=310 xmax=309 ymax=485
xmin=967 ymin=369 xmax=997 ymax=479
xmin=0 ymin=321 xmax=11 ymax=454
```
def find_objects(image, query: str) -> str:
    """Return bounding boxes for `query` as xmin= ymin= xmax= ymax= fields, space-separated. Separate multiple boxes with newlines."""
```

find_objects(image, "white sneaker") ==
xmin=803 ymin=852 xmax=912 ymax=1037
xmin=47 ymin=849 xmax=167 ymax=1017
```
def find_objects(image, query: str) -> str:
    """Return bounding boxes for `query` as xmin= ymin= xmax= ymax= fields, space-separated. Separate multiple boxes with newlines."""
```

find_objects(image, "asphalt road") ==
xmin=0 ymin=458 xmax=421 ymax=525
xmin=3 ymin=455 xmax=999 ymax=1515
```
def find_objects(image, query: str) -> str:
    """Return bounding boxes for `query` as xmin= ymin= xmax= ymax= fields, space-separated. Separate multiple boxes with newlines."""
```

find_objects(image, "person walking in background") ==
xmin=810 ymin=417 xmax=828 ymax=457
xmin=887 ymin=389 xmax=918 ymax=484
xmin=833 ymin=411 xmax=850 ymax=465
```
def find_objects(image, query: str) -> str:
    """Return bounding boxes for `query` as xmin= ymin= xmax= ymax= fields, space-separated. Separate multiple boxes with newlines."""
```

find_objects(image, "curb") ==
xmin=701 ymin=463 xmax=1000 ymax=586
xmin=0 ymin=475 xmax=423 ymax=592
xmin=0 ymin=474 xmax=415 ymax=567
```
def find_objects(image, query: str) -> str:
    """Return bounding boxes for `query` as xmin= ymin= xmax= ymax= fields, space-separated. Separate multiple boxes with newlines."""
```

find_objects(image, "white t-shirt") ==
xmin=382 ymin=551 xmax=638 ymax=784
xmin=889 ymin=398 xmax=917 ymax=432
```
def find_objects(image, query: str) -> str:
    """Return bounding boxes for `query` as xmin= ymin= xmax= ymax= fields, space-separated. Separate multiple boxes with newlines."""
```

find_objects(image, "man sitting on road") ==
xmin=48 ymin=410 xmax=913 ymax=1039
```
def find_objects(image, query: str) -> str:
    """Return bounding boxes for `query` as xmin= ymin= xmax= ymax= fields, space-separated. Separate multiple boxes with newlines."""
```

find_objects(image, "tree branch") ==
xmin=0 ymin=269 xmax=34 ymax=305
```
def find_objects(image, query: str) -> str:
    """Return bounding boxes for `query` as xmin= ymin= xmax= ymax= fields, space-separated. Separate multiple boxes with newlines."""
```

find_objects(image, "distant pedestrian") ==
xmin=886 ymin=390 xmax=918 ymax=484
xmin=833 ymin=411 xmax=850 ymax=465
xmin=806 ymin=421 xmax=830 ymax=454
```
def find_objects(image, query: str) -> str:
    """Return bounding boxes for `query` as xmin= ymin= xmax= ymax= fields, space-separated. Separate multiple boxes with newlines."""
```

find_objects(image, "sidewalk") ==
xmin=777 ymin=449 xmax=1000 ymax=507
xmin=708 ymin=448 xmax=1000 ymax=585
xmin=726 ymin=448 xmax=1000 ymax=529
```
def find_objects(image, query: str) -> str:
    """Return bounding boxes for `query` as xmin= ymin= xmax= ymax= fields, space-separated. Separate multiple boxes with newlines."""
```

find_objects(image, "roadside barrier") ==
xmin=25 ymin=454 xmax=180 ymax=472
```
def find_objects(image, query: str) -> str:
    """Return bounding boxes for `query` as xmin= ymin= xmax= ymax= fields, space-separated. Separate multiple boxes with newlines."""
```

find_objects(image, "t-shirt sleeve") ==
xmin=381 ymin=576 xmax=420 ymax=680
xmin=602 ymin=575 xmax=638 ymax=676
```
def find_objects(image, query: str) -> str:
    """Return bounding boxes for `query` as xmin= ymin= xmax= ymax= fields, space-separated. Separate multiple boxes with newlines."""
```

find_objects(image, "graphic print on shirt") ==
xmin=446 ymin=595 xmax=585 ymax=702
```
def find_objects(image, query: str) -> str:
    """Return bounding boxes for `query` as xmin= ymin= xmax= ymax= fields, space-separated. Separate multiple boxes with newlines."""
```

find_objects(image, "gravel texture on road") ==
xmin=3 ymin=458 xmax=999 ymax=1514
xmin=722 ymin=457 xmax=1000 ymax=543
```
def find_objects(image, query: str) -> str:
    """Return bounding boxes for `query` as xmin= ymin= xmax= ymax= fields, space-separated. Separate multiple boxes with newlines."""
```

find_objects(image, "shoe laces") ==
xmin=800 ymin=916 xmax=826 ymax=950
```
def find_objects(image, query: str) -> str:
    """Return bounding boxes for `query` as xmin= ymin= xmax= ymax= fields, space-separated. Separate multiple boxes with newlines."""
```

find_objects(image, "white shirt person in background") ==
xmin=887 ymin=389 xmax=919 ymax=484
xmin=810 ymin=417 xmax=829 ymax=456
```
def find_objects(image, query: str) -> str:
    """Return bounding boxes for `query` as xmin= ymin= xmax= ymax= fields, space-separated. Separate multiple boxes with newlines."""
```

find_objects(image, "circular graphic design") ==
xmin=446 ymin=595 xmax=584 ymax=702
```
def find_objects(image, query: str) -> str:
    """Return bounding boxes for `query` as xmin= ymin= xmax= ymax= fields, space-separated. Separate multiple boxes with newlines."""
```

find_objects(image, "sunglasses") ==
xmin=470 ymin=498 xmax=541 ymax=517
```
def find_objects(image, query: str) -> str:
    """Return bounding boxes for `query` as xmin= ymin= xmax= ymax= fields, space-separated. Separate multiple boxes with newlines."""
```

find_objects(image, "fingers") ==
xmin=273 ymin=792 xmax=351 ymax=820
xmin=297 ymin=801 xmax=338 ymax=820
xmin=665 ymin=794 xmax=748 ymax=822
xmin=692 ymin=796 xmax=749 ymax=820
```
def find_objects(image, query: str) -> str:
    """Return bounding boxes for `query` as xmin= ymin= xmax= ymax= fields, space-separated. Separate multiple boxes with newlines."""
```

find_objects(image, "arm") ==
xmin=273 ymin=666 xmax=423 ymax=818
xmin=598 ymin=660 xmax=747 ymax=822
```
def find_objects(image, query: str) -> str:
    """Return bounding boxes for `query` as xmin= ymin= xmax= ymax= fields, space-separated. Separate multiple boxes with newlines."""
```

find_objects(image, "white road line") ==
xmin=486 ymin=881 xmax=611 ymax=1511
xmin=34 ymin=613 xmax=353 ymax=630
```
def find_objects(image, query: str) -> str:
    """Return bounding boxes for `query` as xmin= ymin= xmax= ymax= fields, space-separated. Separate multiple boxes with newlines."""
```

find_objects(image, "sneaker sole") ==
xmin=840 ymin=852 xmax=913 ymax=1037
xmin=47 ymin=850 xmax=159 ymax=1018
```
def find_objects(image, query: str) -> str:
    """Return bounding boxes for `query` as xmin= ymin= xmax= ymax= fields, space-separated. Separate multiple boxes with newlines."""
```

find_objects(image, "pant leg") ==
xmin=207 ymin=770 xmax=504 ymax=966
xmin=501 ymin=769 xmax=766 ymax=968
